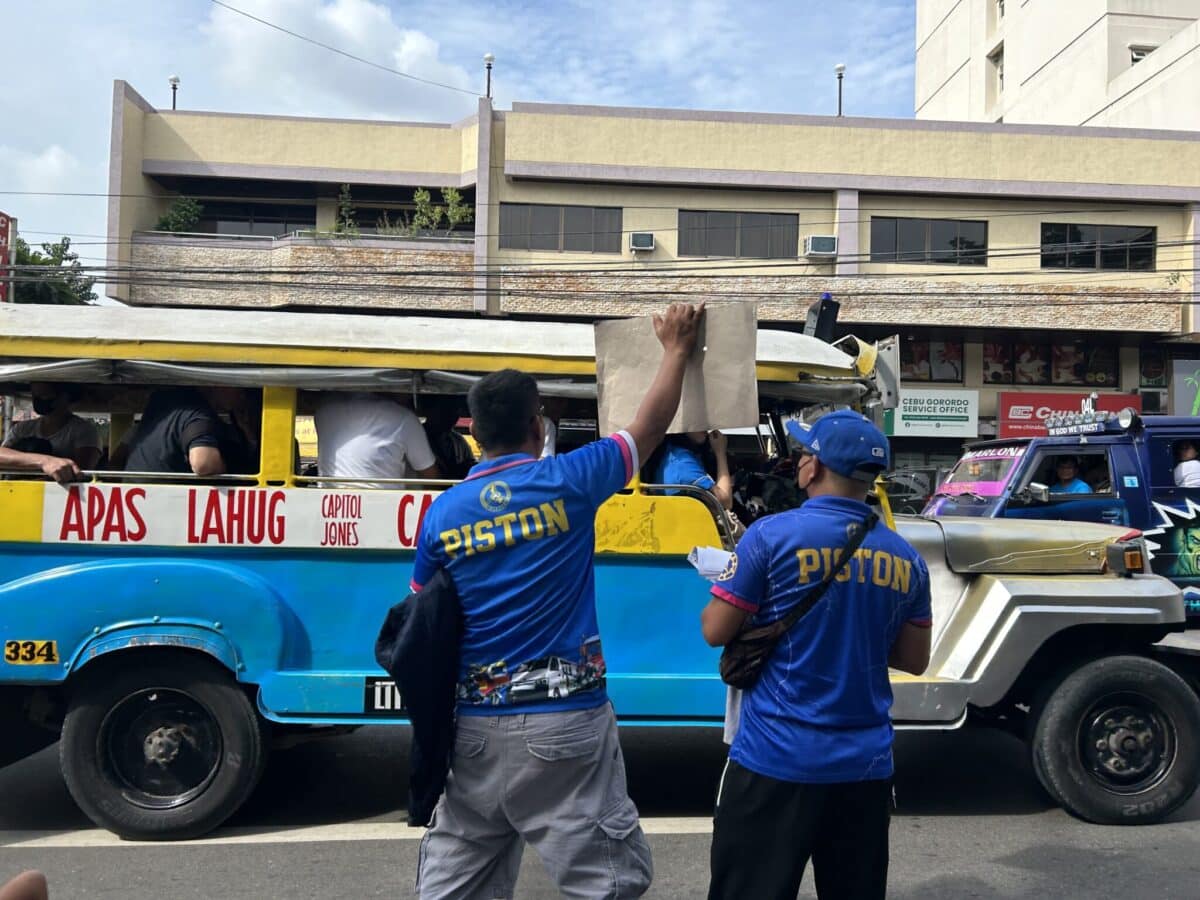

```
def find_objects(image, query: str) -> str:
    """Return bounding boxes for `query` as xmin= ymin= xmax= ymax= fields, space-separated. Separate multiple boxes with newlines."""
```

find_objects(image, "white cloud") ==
xmin=202 ymin=0 xmax=477 ymax=121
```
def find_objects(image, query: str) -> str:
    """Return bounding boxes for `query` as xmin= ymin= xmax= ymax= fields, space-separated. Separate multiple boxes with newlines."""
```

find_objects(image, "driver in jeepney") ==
xmin=1050 ymin=455 xmax=1090 ymax=494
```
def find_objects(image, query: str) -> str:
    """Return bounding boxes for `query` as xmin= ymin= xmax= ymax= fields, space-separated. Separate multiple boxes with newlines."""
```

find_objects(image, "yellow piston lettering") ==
xmin=440 ymin=529 xmax=463 ymax=558
xmin=891 ymin=557 xmax=912 ymax=593
xmin=461 ymin=524 xmax=475 ymax=556
xmin=494 ymin=513 xmax=519 ymax=546
xmin=474 ymin=520 xmax=496 ymax=552
xmin=797 ymin=548 xmax=821 ymax=583
xmin=518 ymin=508 xmax=544 ymax=540
xmin=872 ymin=551 xmax=893 ymax=588
xmin=856 ymin=548 xmax=873 ymax=583
xmin=540 ymin=499 xmax=569 ymax=536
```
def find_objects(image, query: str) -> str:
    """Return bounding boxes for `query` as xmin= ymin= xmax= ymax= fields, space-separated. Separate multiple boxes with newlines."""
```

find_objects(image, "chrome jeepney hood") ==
xmin=895 ymin=516 xmax=1134 ymax=575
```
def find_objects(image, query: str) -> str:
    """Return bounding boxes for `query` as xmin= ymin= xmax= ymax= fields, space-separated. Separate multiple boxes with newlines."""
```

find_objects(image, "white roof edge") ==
xmin=0 ymin=305 xmax=856 ymax=371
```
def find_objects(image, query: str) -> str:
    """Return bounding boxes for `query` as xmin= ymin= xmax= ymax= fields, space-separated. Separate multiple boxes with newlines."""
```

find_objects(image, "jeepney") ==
xmin=0 ymin=303 xmax=1196 ymax=840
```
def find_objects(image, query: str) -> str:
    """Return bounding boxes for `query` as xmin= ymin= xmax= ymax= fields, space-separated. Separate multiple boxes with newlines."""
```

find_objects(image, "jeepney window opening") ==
xmin=1021 ymin=448 xmax=1115 ymax=496
xmin=1149 ymin=436 xmax=1200 ymax=487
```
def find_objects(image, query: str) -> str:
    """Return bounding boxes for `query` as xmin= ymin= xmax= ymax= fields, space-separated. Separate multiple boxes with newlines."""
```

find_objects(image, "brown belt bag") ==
xmin=718 ymin=512 xmax=878 ymax=690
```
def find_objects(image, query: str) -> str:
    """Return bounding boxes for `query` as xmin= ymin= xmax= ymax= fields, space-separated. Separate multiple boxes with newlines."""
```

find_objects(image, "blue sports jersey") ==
xmin=411 ymin=431 xmax=637 ymax=716
xmin=655 ymin=442 xmax=714 ymax=495
xmin=1050 ymin=478 xmax=1090 ymax=494
xmin=711 ymin=496 xmax=932 ymax=783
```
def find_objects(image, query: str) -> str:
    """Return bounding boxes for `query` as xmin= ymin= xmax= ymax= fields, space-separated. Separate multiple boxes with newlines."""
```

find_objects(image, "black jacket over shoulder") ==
xmin=374 ymin=568 xmax=462 ymax=826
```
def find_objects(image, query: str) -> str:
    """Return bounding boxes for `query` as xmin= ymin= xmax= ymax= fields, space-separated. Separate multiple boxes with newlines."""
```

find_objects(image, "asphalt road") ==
xmin=3 ymin=725 xmax=1200 ymax=898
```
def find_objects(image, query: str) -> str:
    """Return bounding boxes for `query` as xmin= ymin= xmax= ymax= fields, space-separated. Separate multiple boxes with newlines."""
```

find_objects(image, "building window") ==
xmin=901 ymin=338 xmax=964 ymax=383
xmin=1040 ymin=223 xmax=1156 ymax=270
xmin=498 ymin=203 xmax=622 ymax=253
xmin=677 ymin=210 xmax=798 ymax=258
xmin=195 ymin=202 xmax=316 ymax=237
xmin=1130 ymin=45 xmax=1156 ymax=65
xmin=989 ymin=47 xmax=1005 ymax=93
xmin=982 ymin=339 xmax=1118 ymax=386
xmin=869 ymin=217 xmax=988 ymax=265
xmin=997 ymin=0 xmax=1005 ymax=18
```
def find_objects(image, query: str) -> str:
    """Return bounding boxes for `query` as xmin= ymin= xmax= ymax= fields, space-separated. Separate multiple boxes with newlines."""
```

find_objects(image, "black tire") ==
xmin=1030 ymin=655 xmax=1200 ymax=825
xmin=60 ymin=654 xmax=267 ymax=840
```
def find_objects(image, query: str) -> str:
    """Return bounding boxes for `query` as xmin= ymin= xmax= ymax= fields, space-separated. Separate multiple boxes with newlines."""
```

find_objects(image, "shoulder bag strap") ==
xmin=774 ymin=511 xmax=879 ymax=634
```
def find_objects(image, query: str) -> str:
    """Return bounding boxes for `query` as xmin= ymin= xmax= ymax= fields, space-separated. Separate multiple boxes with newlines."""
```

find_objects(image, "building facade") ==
xmin=106 ymin=81 xmax=1200 ymax=463
xmin=916 ymin=0 xmax=1200 ymax=127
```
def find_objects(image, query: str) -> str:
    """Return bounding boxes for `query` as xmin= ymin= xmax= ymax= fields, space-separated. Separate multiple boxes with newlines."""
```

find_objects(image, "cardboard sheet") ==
xmin=595 ymin=304 xmax=759 ymax=436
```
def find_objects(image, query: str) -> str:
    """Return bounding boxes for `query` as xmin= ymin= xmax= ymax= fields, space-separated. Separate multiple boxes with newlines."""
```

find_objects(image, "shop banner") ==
xmin=885 ymin=388 xmax=978 ymax=438
xmin=1170 ymin=360 xmax=1200 ymax=416
xmin=997 ymin=391 xmax=1141 ymax=438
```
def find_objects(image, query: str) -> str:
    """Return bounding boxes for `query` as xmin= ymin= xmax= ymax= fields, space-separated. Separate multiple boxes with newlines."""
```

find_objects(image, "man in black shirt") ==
xmin=122 ymin=387 xmax=229 ymax=475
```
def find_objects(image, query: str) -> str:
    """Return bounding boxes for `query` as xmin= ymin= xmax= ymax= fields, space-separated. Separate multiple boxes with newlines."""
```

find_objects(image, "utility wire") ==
xmin=207 ymin=0 xmax=479 ymax=97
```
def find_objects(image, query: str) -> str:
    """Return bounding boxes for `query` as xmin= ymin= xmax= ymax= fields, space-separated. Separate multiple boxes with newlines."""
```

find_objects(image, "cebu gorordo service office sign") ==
xmin=885 ymin=388 xmax=979 ymax=439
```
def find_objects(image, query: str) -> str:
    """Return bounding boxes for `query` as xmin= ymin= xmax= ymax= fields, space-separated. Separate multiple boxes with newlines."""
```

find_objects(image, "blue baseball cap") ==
xmin=785 ymin=410 xmax=891 ymax=482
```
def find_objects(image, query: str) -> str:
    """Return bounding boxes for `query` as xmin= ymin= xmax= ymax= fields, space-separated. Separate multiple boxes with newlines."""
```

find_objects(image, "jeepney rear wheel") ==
xmin=1030 ymin=655 xmax=1200 ymax=825
xmin=60 ymin=654 xmax=267 ymax=840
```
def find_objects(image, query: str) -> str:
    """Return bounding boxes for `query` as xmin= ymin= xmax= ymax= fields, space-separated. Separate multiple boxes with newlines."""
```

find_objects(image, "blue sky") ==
xmin=0 ymin=0 xmax=916 ymax=266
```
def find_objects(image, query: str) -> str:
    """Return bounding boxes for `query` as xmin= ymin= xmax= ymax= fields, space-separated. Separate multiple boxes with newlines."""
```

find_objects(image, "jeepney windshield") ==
xmin=922 ymin=445 xmax=1028 ymax=516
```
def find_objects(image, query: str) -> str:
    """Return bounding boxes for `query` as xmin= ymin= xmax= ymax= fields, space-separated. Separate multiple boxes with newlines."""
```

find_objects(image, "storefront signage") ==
xmin=997 ymin=391 xmax=1141 ymax=438
xmin=1170 ymin=360 xmax=1200 ymax=417
xmin=885 ymin=388 xmax=978 ymax=438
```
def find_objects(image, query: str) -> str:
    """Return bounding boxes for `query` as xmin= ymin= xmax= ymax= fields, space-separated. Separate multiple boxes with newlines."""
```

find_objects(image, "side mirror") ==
xmin=1027 ymin=482 xmax=1050 ymax=503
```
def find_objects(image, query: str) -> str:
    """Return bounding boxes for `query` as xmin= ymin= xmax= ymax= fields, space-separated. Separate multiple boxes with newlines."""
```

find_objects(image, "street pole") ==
xmin=835 ymin=63 xmax=845 ymax=117
xmin=169 ymin=75 xmax=180 ymax=110
xmin=484 ymin=53 xmax=494 ymax=100
xmin=0 ymin=213 xmax=14 ymax=442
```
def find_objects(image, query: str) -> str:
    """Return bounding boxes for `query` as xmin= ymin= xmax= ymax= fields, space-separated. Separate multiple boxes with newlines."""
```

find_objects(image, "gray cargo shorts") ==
xmin=416 ymin=702 xmax=653 ymax=900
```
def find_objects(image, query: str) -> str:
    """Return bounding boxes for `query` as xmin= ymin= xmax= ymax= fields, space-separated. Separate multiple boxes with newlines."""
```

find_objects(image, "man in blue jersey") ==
xmin=413 ymin=302 xmax=704 ymax=900
xmin=701 ymin=410 xmax=932 ymax=900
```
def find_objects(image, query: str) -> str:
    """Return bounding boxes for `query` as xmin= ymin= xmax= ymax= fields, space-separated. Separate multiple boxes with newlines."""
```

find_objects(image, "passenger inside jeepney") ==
xmin=421 ymin=394 xmax=473 ymax=480
xmin=115 ymin=386 xmax=259 ymax=477
xmin=314 ymin=391 xmax=440 ymax=487
xmin=646 ymin=431 xmax=734 ymax=510
xmin=2 ymin=381 xmax=101 ymax=469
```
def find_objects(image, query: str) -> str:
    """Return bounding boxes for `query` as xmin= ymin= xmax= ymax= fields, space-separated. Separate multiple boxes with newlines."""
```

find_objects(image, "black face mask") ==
xmin=32 ymin=397 xmax=57 ymax=416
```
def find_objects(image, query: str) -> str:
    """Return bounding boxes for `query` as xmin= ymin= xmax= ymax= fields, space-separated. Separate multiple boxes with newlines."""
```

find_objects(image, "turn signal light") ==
xmin=1105 ymin=540 xmax=1146 ymax=577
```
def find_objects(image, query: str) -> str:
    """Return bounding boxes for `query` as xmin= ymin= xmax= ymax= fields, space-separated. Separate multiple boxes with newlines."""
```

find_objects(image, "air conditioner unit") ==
xmin=629 ymin=232 xmax=655 ymax=252
xmin=804 ymin=235 xmax=838 ymax=258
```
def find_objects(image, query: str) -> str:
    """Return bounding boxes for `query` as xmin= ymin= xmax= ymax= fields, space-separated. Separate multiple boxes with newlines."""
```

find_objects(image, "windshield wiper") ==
xmin=931 ymin=489 xmax=988 ymax=503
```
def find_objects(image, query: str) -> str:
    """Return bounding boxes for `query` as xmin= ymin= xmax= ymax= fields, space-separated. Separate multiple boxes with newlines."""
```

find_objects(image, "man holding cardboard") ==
xmin=411 ymin=302 xmax=703 ymax=899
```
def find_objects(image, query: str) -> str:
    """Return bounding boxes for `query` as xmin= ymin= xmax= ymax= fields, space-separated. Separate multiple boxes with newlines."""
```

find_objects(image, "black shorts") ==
xmin=708 ymin=759 xmax=893 ymax=900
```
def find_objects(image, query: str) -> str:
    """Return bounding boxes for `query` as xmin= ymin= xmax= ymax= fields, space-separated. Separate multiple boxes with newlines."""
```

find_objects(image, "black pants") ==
xmin=708 ymin=759 xmax=893 ymax=900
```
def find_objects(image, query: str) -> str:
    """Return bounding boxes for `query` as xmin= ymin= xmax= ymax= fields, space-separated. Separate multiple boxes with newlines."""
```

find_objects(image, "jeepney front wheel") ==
xmin=60 ymin=654 xmax=267 ymax=840
xmin=1030 ymin=655 xmax=1200 ymax=825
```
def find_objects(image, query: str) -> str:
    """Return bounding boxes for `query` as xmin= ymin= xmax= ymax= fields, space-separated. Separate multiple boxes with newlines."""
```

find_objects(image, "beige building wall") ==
xmin=915 ymin=0 xmax=1200 ymax=127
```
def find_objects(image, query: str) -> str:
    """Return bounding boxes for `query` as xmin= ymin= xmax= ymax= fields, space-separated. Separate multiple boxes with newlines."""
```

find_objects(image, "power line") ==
xmin=206 ymin=0 xmax=479 ymax=98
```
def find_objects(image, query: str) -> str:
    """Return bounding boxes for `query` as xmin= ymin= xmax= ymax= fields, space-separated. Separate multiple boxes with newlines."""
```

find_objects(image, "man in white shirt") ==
xmin=315 ymin=393 xmax=440 ymax=488
xmin=1174 ymin=440 xmax=1200 ymax=487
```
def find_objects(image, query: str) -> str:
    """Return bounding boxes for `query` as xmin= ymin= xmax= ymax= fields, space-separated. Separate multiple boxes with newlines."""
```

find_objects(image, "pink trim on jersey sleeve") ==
xmin=711 ymin=584 xmax=759 ymax=613
xmin=611 ymin=430 xmax=640 ymax=483
xmin=907 ymin=617 xmax=933 ymax=628
xmin=409 ymin=580 xmax=424 ymax=593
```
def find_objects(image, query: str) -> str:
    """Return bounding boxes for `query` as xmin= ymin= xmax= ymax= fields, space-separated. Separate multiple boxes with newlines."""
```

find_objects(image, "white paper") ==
xmin=688 ymin=546 xmax=734 ymax=581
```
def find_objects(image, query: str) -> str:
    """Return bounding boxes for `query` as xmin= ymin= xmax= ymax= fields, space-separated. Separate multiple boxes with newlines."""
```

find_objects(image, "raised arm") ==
xmin=624 ymin=303 xmax=704 ymax=464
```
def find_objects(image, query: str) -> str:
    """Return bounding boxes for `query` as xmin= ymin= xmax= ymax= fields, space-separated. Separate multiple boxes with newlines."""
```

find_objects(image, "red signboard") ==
xmin=0 ymin=211 xmax=14 ymax=303
xmin=998 ymin=391 xmax=1142 ymax=438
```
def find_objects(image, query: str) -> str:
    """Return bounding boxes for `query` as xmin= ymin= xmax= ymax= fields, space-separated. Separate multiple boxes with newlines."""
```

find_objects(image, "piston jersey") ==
xmin=711 ymin=495 xmax=932 ymax=782
xmin=411 ymin=432 xmax=638 ymax=716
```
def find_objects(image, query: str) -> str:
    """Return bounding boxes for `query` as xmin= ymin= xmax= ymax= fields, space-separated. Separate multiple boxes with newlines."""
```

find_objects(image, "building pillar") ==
xmin=834 ymin=189 xmax=859 ymax=276
xmin=473 ymin=97 xmax=497 ymax=315
xmin=1187 ymin=204 xmax=1200 ymax=337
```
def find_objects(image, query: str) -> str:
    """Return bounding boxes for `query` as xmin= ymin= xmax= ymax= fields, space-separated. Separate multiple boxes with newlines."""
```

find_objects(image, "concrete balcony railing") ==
xmin=127 ymin=231 xmax=477 ymax=312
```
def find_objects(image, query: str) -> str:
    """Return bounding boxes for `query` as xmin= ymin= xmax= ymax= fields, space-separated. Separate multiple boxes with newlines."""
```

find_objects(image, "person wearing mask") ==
xmin=315 ymin=392 xmax=439 ymax=488
xmin=701 ymin=410 xmax=932 ymax=900
xmin=1049 ymin=455 xmax=1091 ymax=494
xmin=653 ymin=430 xmax=733 ymax=510
xmin=2 ymin=382 xmax=100 ymax=470
xmin=412 ymin=302 xmax=704 ymax=899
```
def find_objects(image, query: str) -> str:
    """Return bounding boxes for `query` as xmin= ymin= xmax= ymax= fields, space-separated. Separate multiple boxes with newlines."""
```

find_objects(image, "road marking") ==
xmin=0 ymin=817 xmax=713 ymax=849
